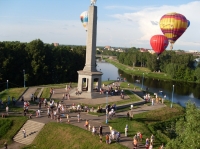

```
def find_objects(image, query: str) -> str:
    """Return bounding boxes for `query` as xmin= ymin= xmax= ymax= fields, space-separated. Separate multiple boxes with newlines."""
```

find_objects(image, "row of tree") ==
xmin=0 ymin=39 xmax=86 ymax=90
xmin=115 ymin=49 xmax=200 ymax=83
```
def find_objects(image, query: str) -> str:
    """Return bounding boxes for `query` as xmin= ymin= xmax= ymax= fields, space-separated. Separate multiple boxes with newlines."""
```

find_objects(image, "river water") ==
xmin=97 ymin=61 xmax=200 ymax=107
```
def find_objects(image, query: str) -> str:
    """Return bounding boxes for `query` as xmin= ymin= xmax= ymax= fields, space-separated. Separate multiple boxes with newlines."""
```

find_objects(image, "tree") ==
xmin=194 ymin=68 xmax=200 ymax=82
xmin=166 ymin=102 xmax=200 ymax=149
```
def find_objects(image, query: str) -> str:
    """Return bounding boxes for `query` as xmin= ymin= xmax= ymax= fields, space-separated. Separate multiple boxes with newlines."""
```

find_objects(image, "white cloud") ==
xmin=106 ymin=1 xmax=200 ymax=50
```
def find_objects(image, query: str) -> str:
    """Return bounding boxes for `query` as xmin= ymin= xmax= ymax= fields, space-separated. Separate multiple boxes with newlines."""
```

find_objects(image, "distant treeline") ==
xmin=0 ymin=39 xmax=86 ymax=90
xmin=116 ymin=48 xmax=200 ymax=82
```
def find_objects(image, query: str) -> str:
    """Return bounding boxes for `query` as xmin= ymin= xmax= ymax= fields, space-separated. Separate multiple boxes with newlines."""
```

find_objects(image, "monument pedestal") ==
xmin=77 ymin=70 xmax=102 ymax=99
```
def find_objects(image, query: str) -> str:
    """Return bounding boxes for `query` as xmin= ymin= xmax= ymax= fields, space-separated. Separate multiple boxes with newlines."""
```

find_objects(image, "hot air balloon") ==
xmin=187 ymin=20 xmax=190 ymax=28
xmin=150 ymin=35 xmax=169 ymax=58
xmin=80 ymin=11 xmax=88 ymax=31
xmin=159 ymin=12 xmax=188 ymax=50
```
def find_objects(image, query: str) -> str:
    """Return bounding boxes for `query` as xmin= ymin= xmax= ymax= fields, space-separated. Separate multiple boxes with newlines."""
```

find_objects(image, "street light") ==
xmin=7 ymin=80 xmax=9 ymax=105
xmin=7 ymin=80 xmax=8 ymax=90
xmin=171 ymin=85 xmax=175 ymax=108
xmin=106 ymin=91 xmax=108 ymax=124
xmin=141 ymin=73 xmax=144 ymax=90
xmin=23 ymin=69 xmax=25 ymax=88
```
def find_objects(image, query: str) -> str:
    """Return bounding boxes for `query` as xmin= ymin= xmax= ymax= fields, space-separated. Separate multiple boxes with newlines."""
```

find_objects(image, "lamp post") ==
xmin=23 ymin=69 xmax=25 ymax=88
xmin=171 ymin=85 xmax=175 ymax=108
xmin=7 ymin=80 xmax=8 ymax=91
xmin=141 ymin=73 xmax=144 ymax=90
xmin=6 ymin=80 xmax=9 ymax=105
xmin=106 ymin=91 xmax=108 ymax=124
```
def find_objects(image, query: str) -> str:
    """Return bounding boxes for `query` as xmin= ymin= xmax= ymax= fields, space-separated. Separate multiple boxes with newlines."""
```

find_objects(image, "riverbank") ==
xmin=105 ymin=59 xmax=171 ymax=81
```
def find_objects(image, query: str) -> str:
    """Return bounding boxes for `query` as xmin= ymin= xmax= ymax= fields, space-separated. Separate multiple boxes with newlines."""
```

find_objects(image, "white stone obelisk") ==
xmin=83 ymin=6 xmax=97 ymax=72
xmin=77 ymin=3 xmax=102 ymax=98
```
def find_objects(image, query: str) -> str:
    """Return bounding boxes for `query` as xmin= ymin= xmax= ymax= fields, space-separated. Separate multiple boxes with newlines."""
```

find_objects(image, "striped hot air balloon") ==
xmin=159 ymin=12 xmax=189 ymax=50
xmin=80 ymin=11 xmax=88 ymax=31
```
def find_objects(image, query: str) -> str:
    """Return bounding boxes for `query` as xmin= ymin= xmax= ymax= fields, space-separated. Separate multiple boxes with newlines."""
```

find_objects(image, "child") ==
xmin=106 ymin=134 xmax=109 ymax=144
xmin=66 ymin=114 xmax=69 ymax=120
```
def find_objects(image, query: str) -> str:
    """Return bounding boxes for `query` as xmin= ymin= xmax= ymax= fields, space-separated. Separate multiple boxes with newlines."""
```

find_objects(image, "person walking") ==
xmin=66 ymin=114 xmax=69 ymax=120
xmin=92 ymin=126 xmax=96 ymax=135
xmin=67 ymin=93 xmax=70 ymax=100
xmin=77 ymin=113 xmax=80 ymax=122
xmin=6 ymin=105 xmax=9 ymax=116
xmin=152 ymin=98 xmax=154 ymax=106
xmin=85 ymin=120 xmax=89 ymax=130
xmin=99 ymin=125 xmax=103 ymax=136
xmin=53 ymin=109 xmax=57 ymax=120
xmin=22 ymin=128 xmax=26 ymax=138
xmin=125 ymin=126 xmax=128 ymax=137
xmin=106 ymin=134 xmax=109 ymax=144
xmin=127 ymin=112 xmax=130 ymax=120
xmin=47 ymin=106 xmax=50 ymax=118
xmin=149 ymin=142 xmax=153 ymax=149
xmin=139 ymin=132 xmax=143 ymax=141
xmin=116 ymin=132 xmax=120 ymax=143
xmin=111 ymin=129 xmax=115 ymax=140
xmin=145 ymin=138 xmax=149 ymax=149
xmin=88 ymin=124 xmax=91 ymax=131
xmin=133 ymin=138 xmax=138 ymax=149
xmin=37 ymin=109 xmax=41 ymax=117
xmin=109 ymin=125 xmax=112 ymax=133
xmin=150 ymin=134 xmax=155 ymax=144
xmin=4 ymin=141 xmax=7 ymax=149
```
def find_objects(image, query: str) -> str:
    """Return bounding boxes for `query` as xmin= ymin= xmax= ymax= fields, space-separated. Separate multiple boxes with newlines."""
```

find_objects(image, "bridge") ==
xmin=96 ymin=54 xmax=117 ymax=59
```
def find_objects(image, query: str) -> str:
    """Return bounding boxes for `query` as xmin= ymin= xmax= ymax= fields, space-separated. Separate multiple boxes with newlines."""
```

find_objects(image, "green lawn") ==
xmin=23 ymin=122 xmax=128 ymax=149
xmin=106 ymin=59 xmax=172 ymax=80
xmin=0 ymin=88 xmax=27 ymax=112
xmin=0 ymin=88 xmax=27 ymax=102
xmin=108 ymin=103 xmax=185 ymax=148
xmin=0 ymin=116 xmax=27 ymax=147
xmin=40 ymin=87 xmax=51 ymax=99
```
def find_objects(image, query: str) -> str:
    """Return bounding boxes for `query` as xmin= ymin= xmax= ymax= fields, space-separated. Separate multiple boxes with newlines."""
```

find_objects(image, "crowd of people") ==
xmin=99 ymin=82 xmax=125 ymax=99
xmin=1 ymin=81 xmax=166 ymax=149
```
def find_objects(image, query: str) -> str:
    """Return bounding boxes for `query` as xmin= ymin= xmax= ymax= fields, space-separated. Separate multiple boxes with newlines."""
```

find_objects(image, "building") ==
xmin=54 ymin=43 xmax=59 ymax=47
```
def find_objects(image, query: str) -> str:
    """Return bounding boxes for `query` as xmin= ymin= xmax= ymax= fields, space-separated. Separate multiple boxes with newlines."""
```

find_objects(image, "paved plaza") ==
xmin=1 ymin=85 xmax=166 ymax=149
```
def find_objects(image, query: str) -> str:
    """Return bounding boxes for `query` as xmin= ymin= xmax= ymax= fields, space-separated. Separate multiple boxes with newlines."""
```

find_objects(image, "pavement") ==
xmin=1 ymin=85 xmax=166 ymax=149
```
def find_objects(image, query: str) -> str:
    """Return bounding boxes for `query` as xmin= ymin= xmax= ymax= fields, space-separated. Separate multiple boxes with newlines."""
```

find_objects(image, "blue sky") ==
xmin=0 ymin=0 xmax=200 ymax=51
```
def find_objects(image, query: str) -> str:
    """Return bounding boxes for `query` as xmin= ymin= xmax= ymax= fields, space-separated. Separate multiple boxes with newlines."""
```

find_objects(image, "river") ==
xmin=97 ymin=61 xmax=200 ymax=107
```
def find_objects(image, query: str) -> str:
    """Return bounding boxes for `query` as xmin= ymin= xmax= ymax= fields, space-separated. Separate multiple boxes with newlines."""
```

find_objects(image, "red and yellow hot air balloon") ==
xmin=150 ymin=35 xmax=169 ymax=57
xmin=159 ymin=12 xmax=189 ymax=50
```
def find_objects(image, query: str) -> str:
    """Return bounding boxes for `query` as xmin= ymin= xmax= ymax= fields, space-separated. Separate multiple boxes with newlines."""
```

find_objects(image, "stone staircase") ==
xmin=13 ymin=120 xmax=45 ymax=145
